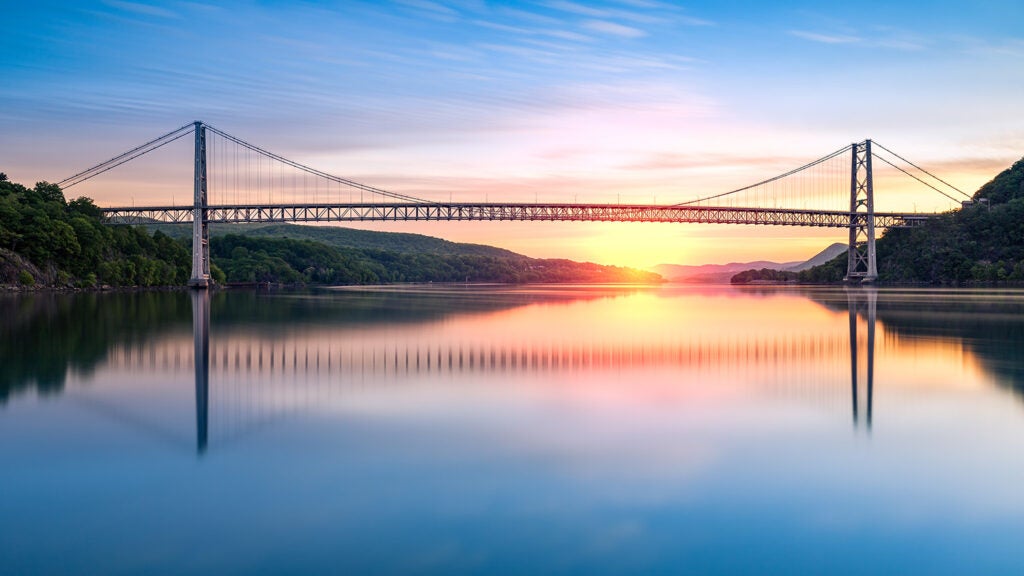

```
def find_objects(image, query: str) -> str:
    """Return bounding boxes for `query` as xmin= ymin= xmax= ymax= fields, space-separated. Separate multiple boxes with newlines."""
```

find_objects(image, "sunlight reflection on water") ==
xmin=3 ymin=285 xmax=1024 ymax=574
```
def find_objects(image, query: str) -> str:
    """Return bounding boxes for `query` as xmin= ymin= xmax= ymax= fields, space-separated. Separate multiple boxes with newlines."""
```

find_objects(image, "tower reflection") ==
xmin=192 ymin=290 xmax=209 ymax=455
xmin=847 ymin=287 xmax=876 ymax=431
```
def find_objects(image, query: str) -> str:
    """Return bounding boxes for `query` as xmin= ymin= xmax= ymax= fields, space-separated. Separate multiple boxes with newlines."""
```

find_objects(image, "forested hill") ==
xmin=151 ymin=222 xmax=661 ymax=285
xmin=149 ymin=222 xmax=523 ymax=259
xmin=798 ymin=155 xmax=1024 ymax=284
xmin=1 ymin=174 xmax=661 ymax=288
xmin=208 ymin=233 xmax=661 ymax=285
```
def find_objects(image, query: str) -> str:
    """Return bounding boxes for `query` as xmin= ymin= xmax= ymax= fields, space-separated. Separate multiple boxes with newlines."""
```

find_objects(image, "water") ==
xmin=3 ymin=285 xmax=1024 ymax=574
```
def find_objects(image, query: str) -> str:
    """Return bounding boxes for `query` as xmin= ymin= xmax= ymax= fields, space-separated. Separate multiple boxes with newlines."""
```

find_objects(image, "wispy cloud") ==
xmin=789 ymin=26 xmax=927 ymax=50
xmin=101 ymin=0 xmax=180 ymax=19
xmin=394 ymin=0 xmax=461 ymax=22
xmin=473 ymin=19 xmax=593 ymax=43
xmin=544 ymin=0 xmax=685 ymax=25
xmin=676 ymin=15 xmax=715 ymax=27
xmin=958 ymin=36 xmax=1024 ymax=59
xmin=789 ymin=30 xmax=861 ymax=44
xmin=914 ymin=156 xmax=1022 ymax=178
xmin=547 ymin=0 xmax=618 ymax=19
xmin=583 ymin=20 xmax=646 ymax=38
xmin=621 ymin=153 xmax=803 ymax=172
xmin=867 ymin=25 xmax=926 ymax=51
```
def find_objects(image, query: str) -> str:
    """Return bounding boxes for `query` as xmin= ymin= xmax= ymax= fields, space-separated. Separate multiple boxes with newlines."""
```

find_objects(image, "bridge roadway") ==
xmin=100 ymin=202 xmax=930 ymax=228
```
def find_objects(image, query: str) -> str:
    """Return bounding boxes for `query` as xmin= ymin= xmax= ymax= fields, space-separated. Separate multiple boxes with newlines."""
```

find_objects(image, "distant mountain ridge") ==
xmin=785 ymin=243 xmax=848 ymax=272
xmin=652 ymin=243 xmax=847 ymax=283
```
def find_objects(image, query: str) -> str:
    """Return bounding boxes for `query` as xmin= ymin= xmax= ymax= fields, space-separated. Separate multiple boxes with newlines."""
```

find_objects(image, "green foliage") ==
xmin=149 ymin=221 xmax=528 ymax=259
xmin=797 ymin=254 xmax=847 ymax=283
xmin=33 ymin=182 xmax=66 ymax=206
xmin=0 ymin=175 xmax=191 ymax=288
xmin=974 ymin=158 xmax=1024 ymax=204
xmin=730 ymin=268 xmax=798 ymax=284
xmin=210 ymin=263 xmax=227 ymax=285
xmin=210 ymin=233 xmax=663 ymax=285
xmin=17 ymin=270 xmax=34 ymax=286
xmin=872 ymin=190 xmax=1024 ymax=284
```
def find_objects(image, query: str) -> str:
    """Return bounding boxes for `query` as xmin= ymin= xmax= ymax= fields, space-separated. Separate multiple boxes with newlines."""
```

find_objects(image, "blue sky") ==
xmin=2 ymin=0 xmax=1023 ymax=265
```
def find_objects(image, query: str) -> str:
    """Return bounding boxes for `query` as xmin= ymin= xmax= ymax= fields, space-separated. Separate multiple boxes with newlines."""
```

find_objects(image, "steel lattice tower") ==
xmin=189 ymin=121 xmax=210 ymax=288
xmin=845 ymin=140 xmax=877 ymax=282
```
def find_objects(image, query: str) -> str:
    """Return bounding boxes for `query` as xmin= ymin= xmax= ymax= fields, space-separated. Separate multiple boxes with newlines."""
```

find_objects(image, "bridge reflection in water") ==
xmin=848 ymin=287 xmax=876 ymax=429
xmin=106 ymin=289 xmax=879 ymax=455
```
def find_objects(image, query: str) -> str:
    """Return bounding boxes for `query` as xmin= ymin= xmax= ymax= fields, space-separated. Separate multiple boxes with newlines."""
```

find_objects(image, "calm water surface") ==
xmin=4 ymin=285 xmax=1024 ymax=574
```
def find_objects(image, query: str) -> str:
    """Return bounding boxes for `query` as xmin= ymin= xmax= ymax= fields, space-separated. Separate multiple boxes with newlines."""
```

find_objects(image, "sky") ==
xmin=2 ymin=0 xmax=1023 ymax=267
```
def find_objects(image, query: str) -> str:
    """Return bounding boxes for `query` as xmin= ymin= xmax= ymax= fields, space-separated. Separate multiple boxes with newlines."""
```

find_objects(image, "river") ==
xmin=3 ymin=285 xmax=1024 ymax=574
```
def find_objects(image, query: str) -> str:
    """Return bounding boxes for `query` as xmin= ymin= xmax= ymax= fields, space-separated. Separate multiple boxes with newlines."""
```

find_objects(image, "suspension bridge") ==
xmin=58 ymin=121 xmax=973 ymax=287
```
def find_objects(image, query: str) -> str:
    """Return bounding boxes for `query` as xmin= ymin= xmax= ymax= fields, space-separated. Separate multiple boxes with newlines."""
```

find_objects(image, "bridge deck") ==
xmin=101 ymin=202 xmax=930 ymax=228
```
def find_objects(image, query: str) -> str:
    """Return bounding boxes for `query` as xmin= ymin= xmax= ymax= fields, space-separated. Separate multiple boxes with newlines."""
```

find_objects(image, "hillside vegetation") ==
xmin=872 ymin=157 xmax=1024 ymax=283
xmin=154 ymin=222 xmax=662 ymax=285
xmin=211 ymin=233 xmax=661 ymax=284
xmin=0 ymin=174 xmax=191 ymax=288
xmin=151 ymin=222 xmax=523 ymax=258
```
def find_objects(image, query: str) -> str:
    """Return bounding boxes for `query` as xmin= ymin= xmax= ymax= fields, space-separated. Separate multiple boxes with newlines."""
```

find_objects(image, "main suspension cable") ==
xmin=872 ymin=141 xmax=971 ymax=199
xmin=872 ymin=153 xmax=961 ymax=203
xmin=204 ymin=124 xmax=435 ymax=204
xmin=674 ymin=144 xmax=853 ymax=206
xmin=58 ymin=122 xmax=195 ymax=188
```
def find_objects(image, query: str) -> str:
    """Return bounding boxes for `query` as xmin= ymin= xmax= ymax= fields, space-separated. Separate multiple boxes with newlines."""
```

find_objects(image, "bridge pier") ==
xmin=845 ymin=140 xmax=878 ymax=282
xmin=188 ymin=120 xmax=211 ymax=289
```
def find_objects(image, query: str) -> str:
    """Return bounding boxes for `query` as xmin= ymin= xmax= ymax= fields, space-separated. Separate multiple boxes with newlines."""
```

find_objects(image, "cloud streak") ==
xmin=101 ymin=0 xmax=180 ymax=19
xmin=789 ymin=26 xmax=927 ymax=50
xmin=789 ymin=30 xmax=860 ymax=44
xmin=582 ymin=20 xmax=646 ymax=38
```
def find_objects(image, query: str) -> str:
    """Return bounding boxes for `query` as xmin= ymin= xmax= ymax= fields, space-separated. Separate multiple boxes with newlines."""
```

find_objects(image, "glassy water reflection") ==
xmin=3 ymin=285 xmax=1024 ymax=574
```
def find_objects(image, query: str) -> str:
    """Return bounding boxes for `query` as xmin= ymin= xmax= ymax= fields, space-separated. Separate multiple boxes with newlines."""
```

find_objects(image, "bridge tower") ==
xmin=188 ymin=121 xmax=211 ymax=288
xmin=845 ymin=140 xmax=877 ymax=282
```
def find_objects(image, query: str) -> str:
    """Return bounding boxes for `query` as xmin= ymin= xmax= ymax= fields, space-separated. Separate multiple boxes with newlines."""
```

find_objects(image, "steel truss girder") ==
xmin=101 ymin=202 xmax=926 ymax=229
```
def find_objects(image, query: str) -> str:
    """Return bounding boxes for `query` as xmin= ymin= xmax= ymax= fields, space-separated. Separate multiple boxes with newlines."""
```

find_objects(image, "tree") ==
xmin=68 ymin=197 xmax=103 ymax=219
xmin=33 ymin=181 xmax=66 ymax=205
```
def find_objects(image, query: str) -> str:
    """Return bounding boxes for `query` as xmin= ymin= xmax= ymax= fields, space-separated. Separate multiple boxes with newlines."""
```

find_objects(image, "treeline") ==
xmin=731 ymin=263 xmax=846 ymax=284
xmin=0 ymin=174 xmax=191 ymax=287
xmin=212 ymin=234 xmax=662 ymax=285
xmin=730 ymin=268 xmax=798 ymax=284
